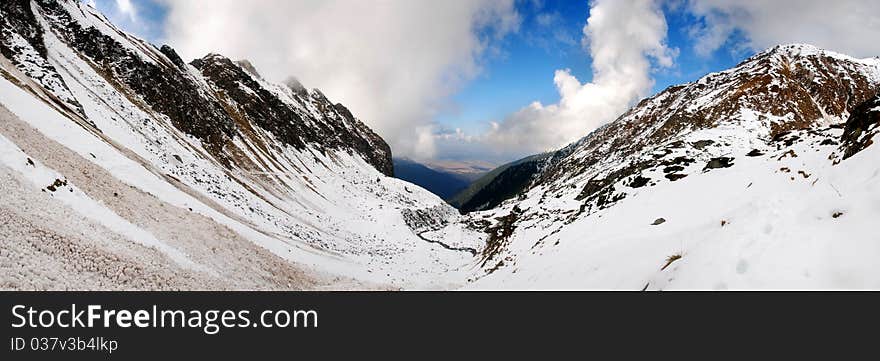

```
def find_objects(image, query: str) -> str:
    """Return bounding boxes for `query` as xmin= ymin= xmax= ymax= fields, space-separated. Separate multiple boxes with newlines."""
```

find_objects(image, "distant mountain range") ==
xmin=393 ymin=156 xmax=549 ymax=211
xmin=421 ymin=159 xmax=496 ymax=181
xmin=392 ymin=158 xmax=474 ymax=201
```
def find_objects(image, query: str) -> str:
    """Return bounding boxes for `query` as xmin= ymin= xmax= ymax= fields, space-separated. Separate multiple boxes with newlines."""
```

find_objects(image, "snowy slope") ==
xmin=3 ymin=1 xmax=879 ymax=291
xmin=0 ymin=0 xmax=483 ymax=290
xmin=464 ymin=44 xmax=880 ymax=289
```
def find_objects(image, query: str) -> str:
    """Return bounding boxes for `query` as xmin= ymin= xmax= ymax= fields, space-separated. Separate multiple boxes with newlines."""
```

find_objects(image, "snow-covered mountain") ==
xmin=3 ymin=1 xmax=880 ymax=291
xmin=0 ymin=0 xmax=483 ymax=290
xmin=463 ymin=44 xmax=880 ymax=289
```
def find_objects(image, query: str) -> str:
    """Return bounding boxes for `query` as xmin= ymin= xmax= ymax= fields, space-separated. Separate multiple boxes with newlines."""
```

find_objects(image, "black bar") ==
xmin=0 ymin=292 xmax=876 ymax=359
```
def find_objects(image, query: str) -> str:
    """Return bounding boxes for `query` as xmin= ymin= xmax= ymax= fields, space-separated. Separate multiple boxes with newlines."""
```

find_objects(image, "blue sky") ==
xmin=435 ymin=1 xmax=748 ymax=136
xmin=88 ymin=0 xmax=167 ymax=42
xmin=84 ymin=0 xmax=880 ymax=163
xmin=435 ymin=1 xmax=591 ymax=134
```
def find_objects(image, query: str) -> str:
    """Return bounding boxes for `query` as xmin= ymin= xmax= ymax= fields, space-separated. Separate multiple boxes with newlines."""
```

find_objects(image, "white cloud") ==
xmin=160 ymin=0 xmax=519 ymax=160
xmin=685 ymin=0 xmax=880 ymax=58
xmin=115 ymin=0 xmax=137 ymax=22
xmin=480 ymin=0 xmax=675 ymax=156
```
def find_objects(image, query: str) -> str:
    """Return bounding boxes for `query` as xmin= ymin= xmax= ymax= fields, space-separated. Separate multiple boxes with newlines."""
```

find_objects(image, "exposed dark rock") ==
xmin=45 ymin=178 xmax=67 ymax=192
xmin=0 ymin=0 xmax=47 ymax=58
xmin=651 ymin=218 xmax=666 ymax=225
xmin=692 ymin=140 xmax=715 ymax=149
xmin=592 ymin=186 xmax=625 ymax=208
xmin=661 ymin=156 xmax=695 ymax=167
xmin=704 ymin=157 xmax=734 ymax=171
xmin=777 ymin=150 xmax=798 ymax=159
xmin=665 ymin=173 xmax=688 ymax=181
xmin=630 ymin=175 xmax=651 ymax=188
xmin=841 ymin=95 xmax=880 ymax=159
xmin=1 ymin=0 xmax=85 ymax=116
xmin=661 ymin=254 xmax=682 ymax=270
xmin=663 ymin=165 xmax=684 ymax=173
xmin=481 ymin=207 xmax=522 ymax=268
xmin=158 ymin=44 xmax=186 ymax=70
xmin=746 ymin=149 xmax=764 ymax=157
xmin=575 ymin=178 xmax=610 ymax=202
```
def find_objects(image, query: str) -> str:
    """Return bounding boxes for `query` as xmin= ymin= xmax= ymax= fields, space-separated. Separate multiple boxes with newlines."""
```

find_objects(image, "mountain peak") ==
xmin=234 ymin=59 xmax=262 ymax=79
xmin=768 ymin=43 xmax=823 ymax=54
xmin=283 ymin=76 xmax=308 ymax=95
xmin=753 ymin=43 xmax=880 ymax=68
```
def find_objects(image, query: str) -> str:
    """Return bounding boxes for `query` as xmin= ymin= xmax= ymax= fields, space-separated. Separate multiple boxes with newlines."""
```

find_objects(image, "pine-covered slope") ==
xmin=451 ymin=153 xmax=552 ymax=213
xmin=0 ymin=0 xmax=483 ymax=290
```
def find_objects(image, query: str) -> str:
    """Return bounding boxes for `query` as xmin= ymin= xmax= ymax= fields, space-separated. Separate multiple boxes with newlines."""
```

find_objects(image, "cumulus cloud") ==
xmin=480 ymin=0 xmax=675 ymax=156
xmin=685 ymin=0 xmax=880 ymax=57
xmin=160 ymin=0 xmax=519 ymax=160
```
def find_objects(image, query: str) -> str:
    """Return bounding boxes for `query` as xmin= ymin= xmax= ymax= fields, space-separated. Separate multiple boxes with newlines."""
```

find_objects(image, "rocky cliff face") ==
xmin=840 ymin=94 xmax=880 ymax=159
xmin=192 ymin=54 xmax=392 ymax=175
xmin=1 ymin=0 xmax=392 ymax=175
xmin=0 ymin=0 xmax=84 ymax=116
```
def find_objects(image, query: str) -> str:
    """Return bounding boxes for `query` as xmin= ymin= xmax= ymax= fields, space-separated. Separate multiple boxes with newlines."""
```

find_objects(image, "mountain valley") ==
xmin=2 ymin=0 xmax=880 ymax=290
